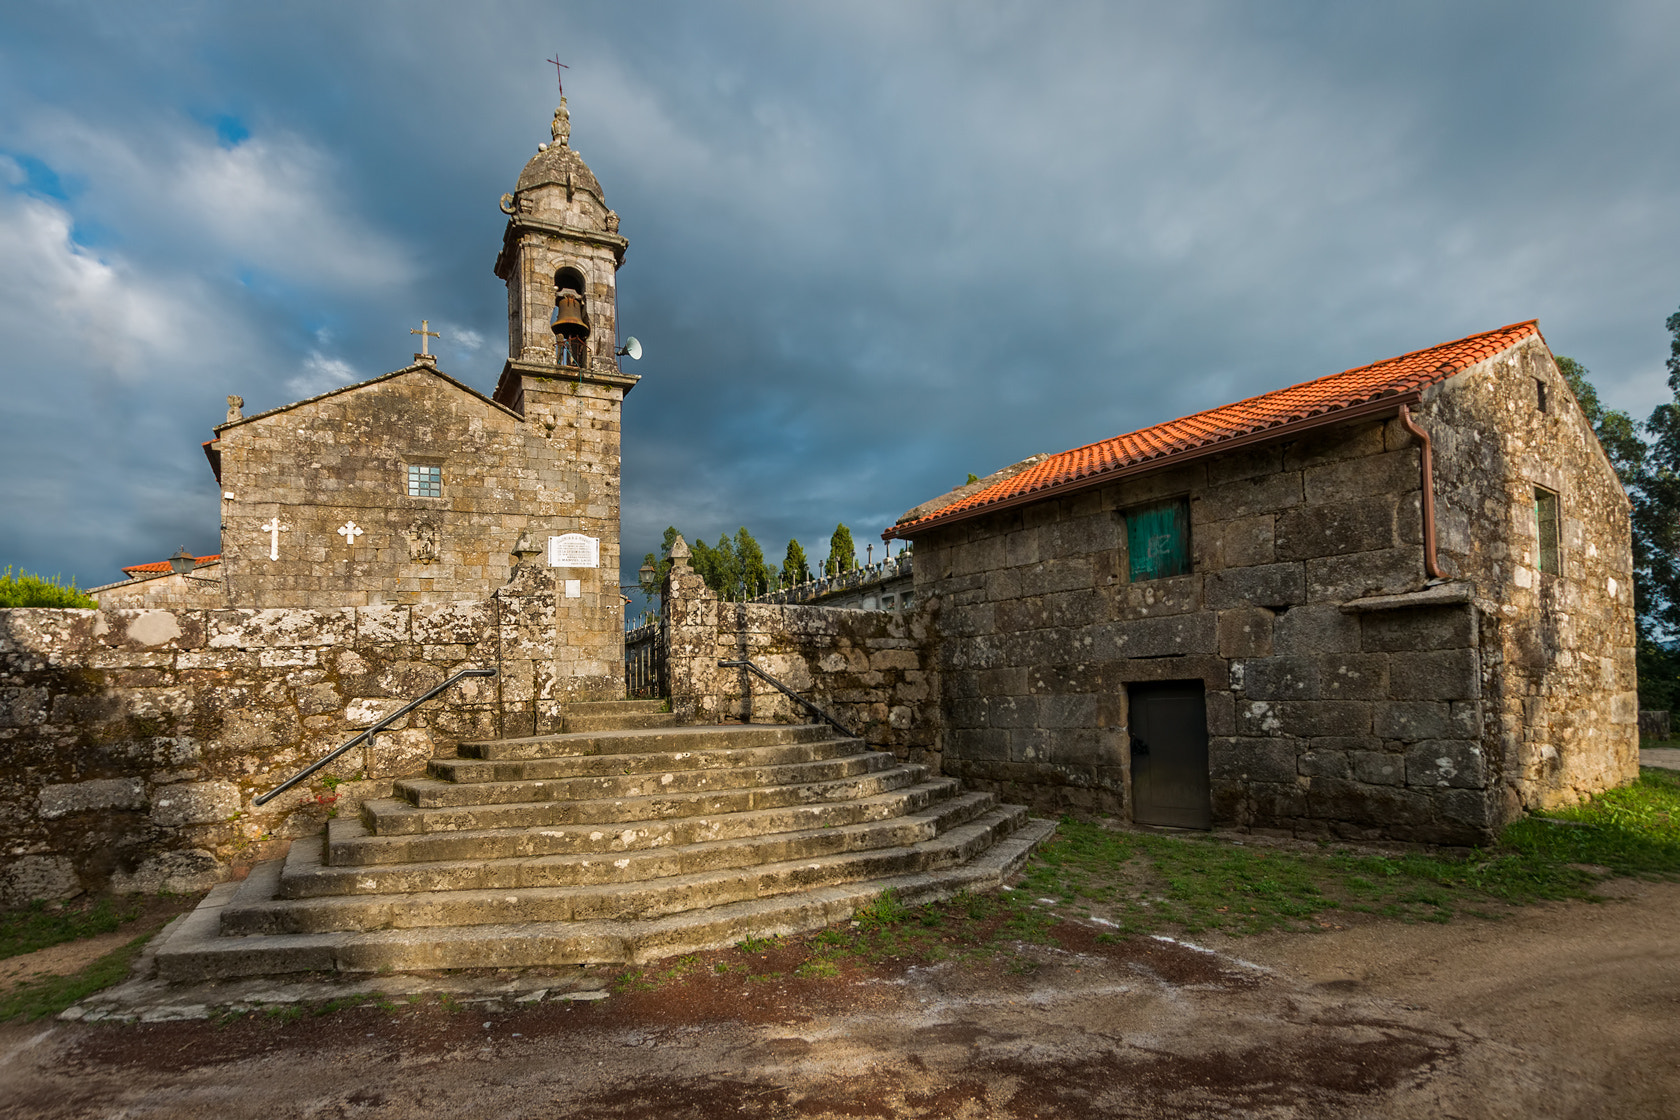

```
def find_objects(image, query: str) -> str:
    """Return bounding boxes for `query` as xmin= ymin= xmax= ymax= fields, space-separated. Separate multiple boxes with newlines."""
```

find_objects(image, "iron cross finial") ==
xmin=410 ymin=319 xmax=440 ymax=357
xmin=547 ymin=53 xmax=569 ymax=96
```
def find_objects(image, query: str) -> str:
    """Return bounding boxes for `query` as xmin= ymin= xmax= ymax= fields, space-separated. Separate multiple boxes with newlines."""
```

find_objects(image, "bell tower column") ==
xmin=491 ymin=100 xmax=640 ymax=718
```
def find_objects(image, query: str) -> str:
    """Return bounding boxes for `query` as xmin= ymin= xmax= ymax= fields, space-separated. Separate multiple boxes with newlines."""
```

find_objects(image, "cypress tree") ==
xmin=827 ymin=523 xmax=856 ymax=575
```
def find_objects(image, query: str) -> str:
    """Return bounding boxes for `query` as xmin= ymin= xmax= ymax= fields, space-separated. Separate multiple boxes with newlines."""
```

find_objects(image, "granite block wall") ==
xmin=1425 ymin=336 xmax=1640 ymax=813
xmin=0 ymin=564 xmax=597 ymax=903
xmin=662 ymin=548 xmax=940 ymax=765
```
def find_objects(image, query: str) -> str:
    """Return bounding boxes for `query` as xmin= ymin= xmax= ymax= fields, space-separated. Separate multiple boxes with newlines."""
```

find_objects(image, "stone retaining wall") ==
xmin=662 ymin=544 xmax=940 ymax=766
xmin=0 ymin=564 xmax=584 ymax=903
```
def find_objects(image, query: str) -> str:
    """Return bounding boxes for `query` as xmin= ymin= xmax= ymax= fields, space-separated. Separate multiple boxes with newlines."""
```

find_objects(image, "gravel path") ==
xmin=2 ymin=879 xmax=1676 ymax=1119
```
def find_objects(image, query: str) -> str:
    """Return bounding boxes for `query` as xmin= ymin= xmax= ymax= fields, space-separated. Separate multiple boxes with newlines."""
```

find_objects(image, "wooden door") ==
xmin=1128 ymin=680 xmax=1211 ymax=829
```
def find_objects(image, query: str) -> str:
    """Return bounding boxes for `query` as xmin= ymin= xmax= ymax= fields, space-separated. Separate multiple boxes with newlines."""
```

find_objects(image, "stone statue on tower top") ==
xmin=551 ymin=97 xmax=570 ymax=148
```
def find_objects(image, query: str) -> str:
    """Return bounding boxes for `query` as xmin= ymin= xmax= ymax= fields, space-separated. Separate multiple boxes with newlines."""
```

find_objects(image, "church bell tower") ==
xmin=489 ymin=99 xmax=638 ymax=716
xmin=492 ymin=96 xmax=637 ymax=408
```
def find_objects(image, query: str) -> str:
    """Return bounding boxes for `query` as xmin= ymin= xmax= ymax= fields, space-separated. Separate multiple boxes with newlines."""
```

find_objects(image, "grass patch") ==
xmin=1019 ymin=768 xmax=1680 ymax=936
xmin=0 ymin=898 xmax=143 ymax=961
xmin=1507 ymin=766 xmax=1680 ymax=876
xmin=0 ymin=934 xmax=152 ymax=1022
xmin=613 ymin=968 xmax=656 ymax=993
xmin=796 ymin=886 xmax=1058 ymax=971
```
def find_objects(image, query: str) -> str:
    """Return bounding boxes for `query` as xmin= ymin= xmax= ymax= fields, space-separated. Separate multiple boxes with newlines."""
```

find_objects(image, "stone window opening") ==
xmin=552 ymin=266 xmax=589 ymax=369
xmin=407 ymin=463 xmax=443 ymax=499
xmin=1534 ymin=486 xmax=1560 ymax=575
xmin=1536 ymin=378 xmax=1548 ymax=413
xmin=1123 ymin=497 xmax=1192 ymax=582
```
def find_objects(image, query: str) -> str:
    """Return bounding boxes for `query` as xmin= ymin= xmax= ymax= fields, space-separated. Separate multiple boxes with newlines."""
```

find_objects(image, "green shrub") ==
xmin=0 ymin=567 xmax=97 ymax=608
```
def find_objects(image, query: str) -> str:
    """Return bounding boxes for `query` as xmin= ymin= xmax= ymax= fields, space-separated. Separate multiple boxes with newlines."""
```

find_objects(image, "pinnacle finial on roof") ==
xmin=551 ymin=97 xmax=570 ymax=149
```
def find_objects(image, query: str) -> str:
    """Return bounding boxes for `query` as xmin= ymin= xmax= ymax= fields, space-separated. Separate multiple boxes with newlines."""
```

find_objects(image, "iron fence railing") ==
xmin=625 ymin=621 xmax=664 ymax=699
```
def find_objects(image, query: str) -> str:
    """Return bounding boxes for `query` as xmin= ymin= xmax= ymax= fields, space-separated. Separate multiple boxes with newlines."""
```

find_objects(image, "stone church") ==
xmin=94 ymin=98 xmax=634 ymax=692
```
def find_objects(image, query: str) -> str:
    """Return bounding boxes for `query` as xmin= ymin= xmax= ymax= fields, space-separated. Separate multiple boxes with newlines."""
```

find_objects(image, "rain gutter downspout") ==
xmin=1397 ymin=403 xmax=1445 ymax=581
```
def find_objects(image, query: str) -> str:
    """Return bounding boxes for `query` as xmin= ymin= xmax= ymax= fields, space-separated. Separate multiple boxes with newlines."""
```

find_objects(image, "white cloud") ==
xmin=7 ymin=108 xmax=414 ymax=294
xmin=0 ymin=163 xmax=237 ymax=381
xmin=442 ymin=324 xmax=484 ymax=352
xmin=286 ymin=351 xmax=358 ymax=398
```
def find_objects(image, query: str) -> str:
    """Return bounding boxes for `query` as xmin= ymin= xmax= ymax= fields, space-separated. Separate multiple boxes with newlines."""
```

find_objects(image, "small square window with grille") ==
xmin=407 ymin=464 xmax=442 ymax=498
xmin=1534 ymin=486 xmax=1560 ymax=575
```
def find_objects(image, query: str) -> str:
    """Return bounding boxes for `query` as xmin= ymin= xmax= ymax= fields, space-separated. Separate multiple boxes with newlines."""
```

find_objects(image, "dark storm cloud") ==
xmin=2 ymin=1 xmax=1677 ymax=596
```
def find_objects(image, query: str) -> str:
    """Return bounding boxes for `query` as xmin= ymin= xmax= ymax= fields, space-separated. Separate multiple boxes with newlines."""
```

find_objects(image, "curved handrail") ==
xmin=253 ymin=667 xmax=496 ymax=807
xmin=717 ymin=658 xmax=861 ymax=744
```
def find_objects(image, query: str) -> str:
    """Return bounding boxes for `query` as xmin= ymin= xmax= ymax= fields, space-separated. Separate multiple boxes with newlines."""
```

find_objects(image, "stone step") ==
xmin=223 ymin=806 xmax=1029 ymax=936
xmin=563 ymin=711 xmax=678 ymax=733
xmin=565 ymin=699 xmax=669 ymax=716
xmin=362 ymin=764 xmax=929 ymax=836
xmin=283 ymin=792 xmax=1000 ymax=899
xmin=395 ymin=752 xmax=894 ymax=809
xmin=326 ymin=778 xmax=965 ymax=867
xmin=459 ymin=723 xmax=834 ymax=762
xmin=428 ymin=736 xmax=863 ymax=785
xmin=155 ymin=819 xmax=1057 ymax=981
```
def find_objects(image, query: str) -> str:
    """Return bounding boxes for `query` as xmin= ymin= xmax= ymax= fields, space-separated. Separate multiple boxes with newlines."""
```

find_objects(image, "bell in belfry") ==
xmin=552 ymin=287 xmax=589 ymax=368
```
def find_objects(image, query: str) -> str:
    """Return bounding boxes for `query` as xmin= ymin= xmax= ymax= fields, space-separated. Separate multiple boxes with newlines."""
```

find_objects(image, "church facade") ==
xmin=87 ymin=97 xmax=637 ymax=697
xmin=206 ymin=97 xmax=633 ymax=618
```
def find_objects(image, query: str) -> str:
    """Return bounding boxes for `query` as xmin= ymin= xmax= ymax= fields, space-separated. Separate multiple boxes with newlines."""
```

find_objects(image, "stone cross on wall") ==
xmin=337 ymin=521 xmax=364 ymax=549
xmin=260 ymin=518 xmax=289 ymax=561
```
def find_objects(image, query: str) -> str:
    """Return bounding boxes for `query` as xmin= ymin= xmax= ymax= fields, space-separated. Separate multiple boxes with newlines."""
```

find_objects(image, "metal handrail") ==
xmin=253 ymin=667 xmax=496 ymax=806
xmin=717 ymin=658 xmax=860 ymax=743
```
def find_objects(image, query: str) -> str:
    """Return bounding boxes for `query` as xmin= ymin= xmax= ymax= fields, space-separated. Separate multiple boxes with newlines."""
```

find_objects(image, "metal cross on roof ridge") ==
xmin=410 ymin=319 xmax=440 ymax=357
xmin=547 ymin=53 xmax=569 ymax=96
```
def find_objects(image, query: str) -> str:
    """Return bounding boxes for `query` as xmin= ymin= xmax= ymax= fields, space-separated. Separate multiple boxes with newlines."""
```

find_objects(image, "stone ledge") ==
xmin=1339 ymin=581 xmax=1474 ymax=613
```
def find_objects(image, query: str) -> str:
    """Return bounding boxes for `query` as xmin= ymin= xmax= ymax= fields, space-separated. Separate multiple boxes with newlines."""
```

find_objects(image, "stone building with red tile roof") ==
xmin=885 ymin=322 xmax=1637 ymax=842
xmin=89 ymin=553 xmax=223 ymax=608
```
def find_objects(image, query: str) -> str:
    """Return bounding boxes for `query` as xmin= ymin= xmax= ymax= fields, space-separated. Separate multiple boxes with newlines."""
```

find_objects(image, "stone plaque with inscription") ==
xmin=548 ymin=533 xmax=600 ymax=568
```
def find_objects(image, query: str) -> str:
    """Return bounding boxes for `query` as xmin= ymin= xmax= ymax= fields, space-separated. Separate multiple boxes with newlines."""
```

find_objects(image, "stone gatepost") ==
xmin=660 ymin=535 xmax=722 ymax=724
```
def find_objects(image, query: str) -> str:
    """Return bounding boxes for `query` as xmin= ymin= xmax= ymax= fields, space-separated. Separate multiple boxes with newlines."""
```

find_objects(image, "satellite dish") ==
xmin=617 ymin=336 xmax=642 ymax=360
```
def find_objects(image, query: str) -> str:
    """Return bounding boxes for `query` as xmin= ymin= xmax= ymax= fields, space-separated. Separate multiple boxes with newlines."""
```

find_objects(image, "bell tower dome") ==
xmin=492 ymin=97 xmax=637 ymax=407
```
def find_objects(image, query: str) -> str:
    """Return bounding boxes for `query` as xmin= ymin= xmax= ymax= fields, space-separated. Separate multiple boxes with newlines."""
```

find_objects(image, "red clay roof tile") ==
xmin=122 ymin=554 xmax=221 ymax=577
xmin=889 ymin=320 xmax=1540 ymax=537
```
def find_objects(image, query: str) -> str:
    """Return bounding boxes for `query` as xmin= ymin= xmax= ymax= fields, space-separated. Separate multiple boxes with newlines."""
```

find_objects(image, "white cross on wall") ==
xmin=260 ymin=518 xmax=289 ymax=561
xmin=337 ymin=521 xmax=364 ymax=548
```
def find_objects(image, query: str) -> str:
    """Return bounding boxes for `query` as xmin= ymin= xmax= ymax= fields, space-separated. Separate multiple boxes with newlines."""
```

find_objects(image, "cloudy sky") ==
xmin=3 ymin=1 xmax=1678 ymax=601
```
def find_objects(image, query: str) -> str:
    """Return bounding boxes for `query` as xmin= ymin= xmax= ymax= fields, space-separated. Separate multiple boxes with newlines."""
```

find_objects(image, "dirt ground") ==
xmin=1 ymin=879 xmax=1677 ymax=1120
xmin=0 ymin=898 xmax=199 ymax=990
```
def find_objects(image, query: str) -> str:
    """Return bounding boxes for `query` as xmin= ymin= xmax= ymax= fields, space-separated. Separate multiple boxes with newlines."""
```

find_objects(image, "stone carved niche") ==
xmin=404 ymin=521 xmax=441 ymax=564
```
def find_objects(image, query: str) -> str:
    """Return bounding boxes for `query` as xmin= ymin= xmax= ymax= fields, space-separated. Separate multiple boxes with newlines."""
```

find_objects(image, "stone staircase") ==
xmin=155 ymin=700 xmax=1053 ymax=981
